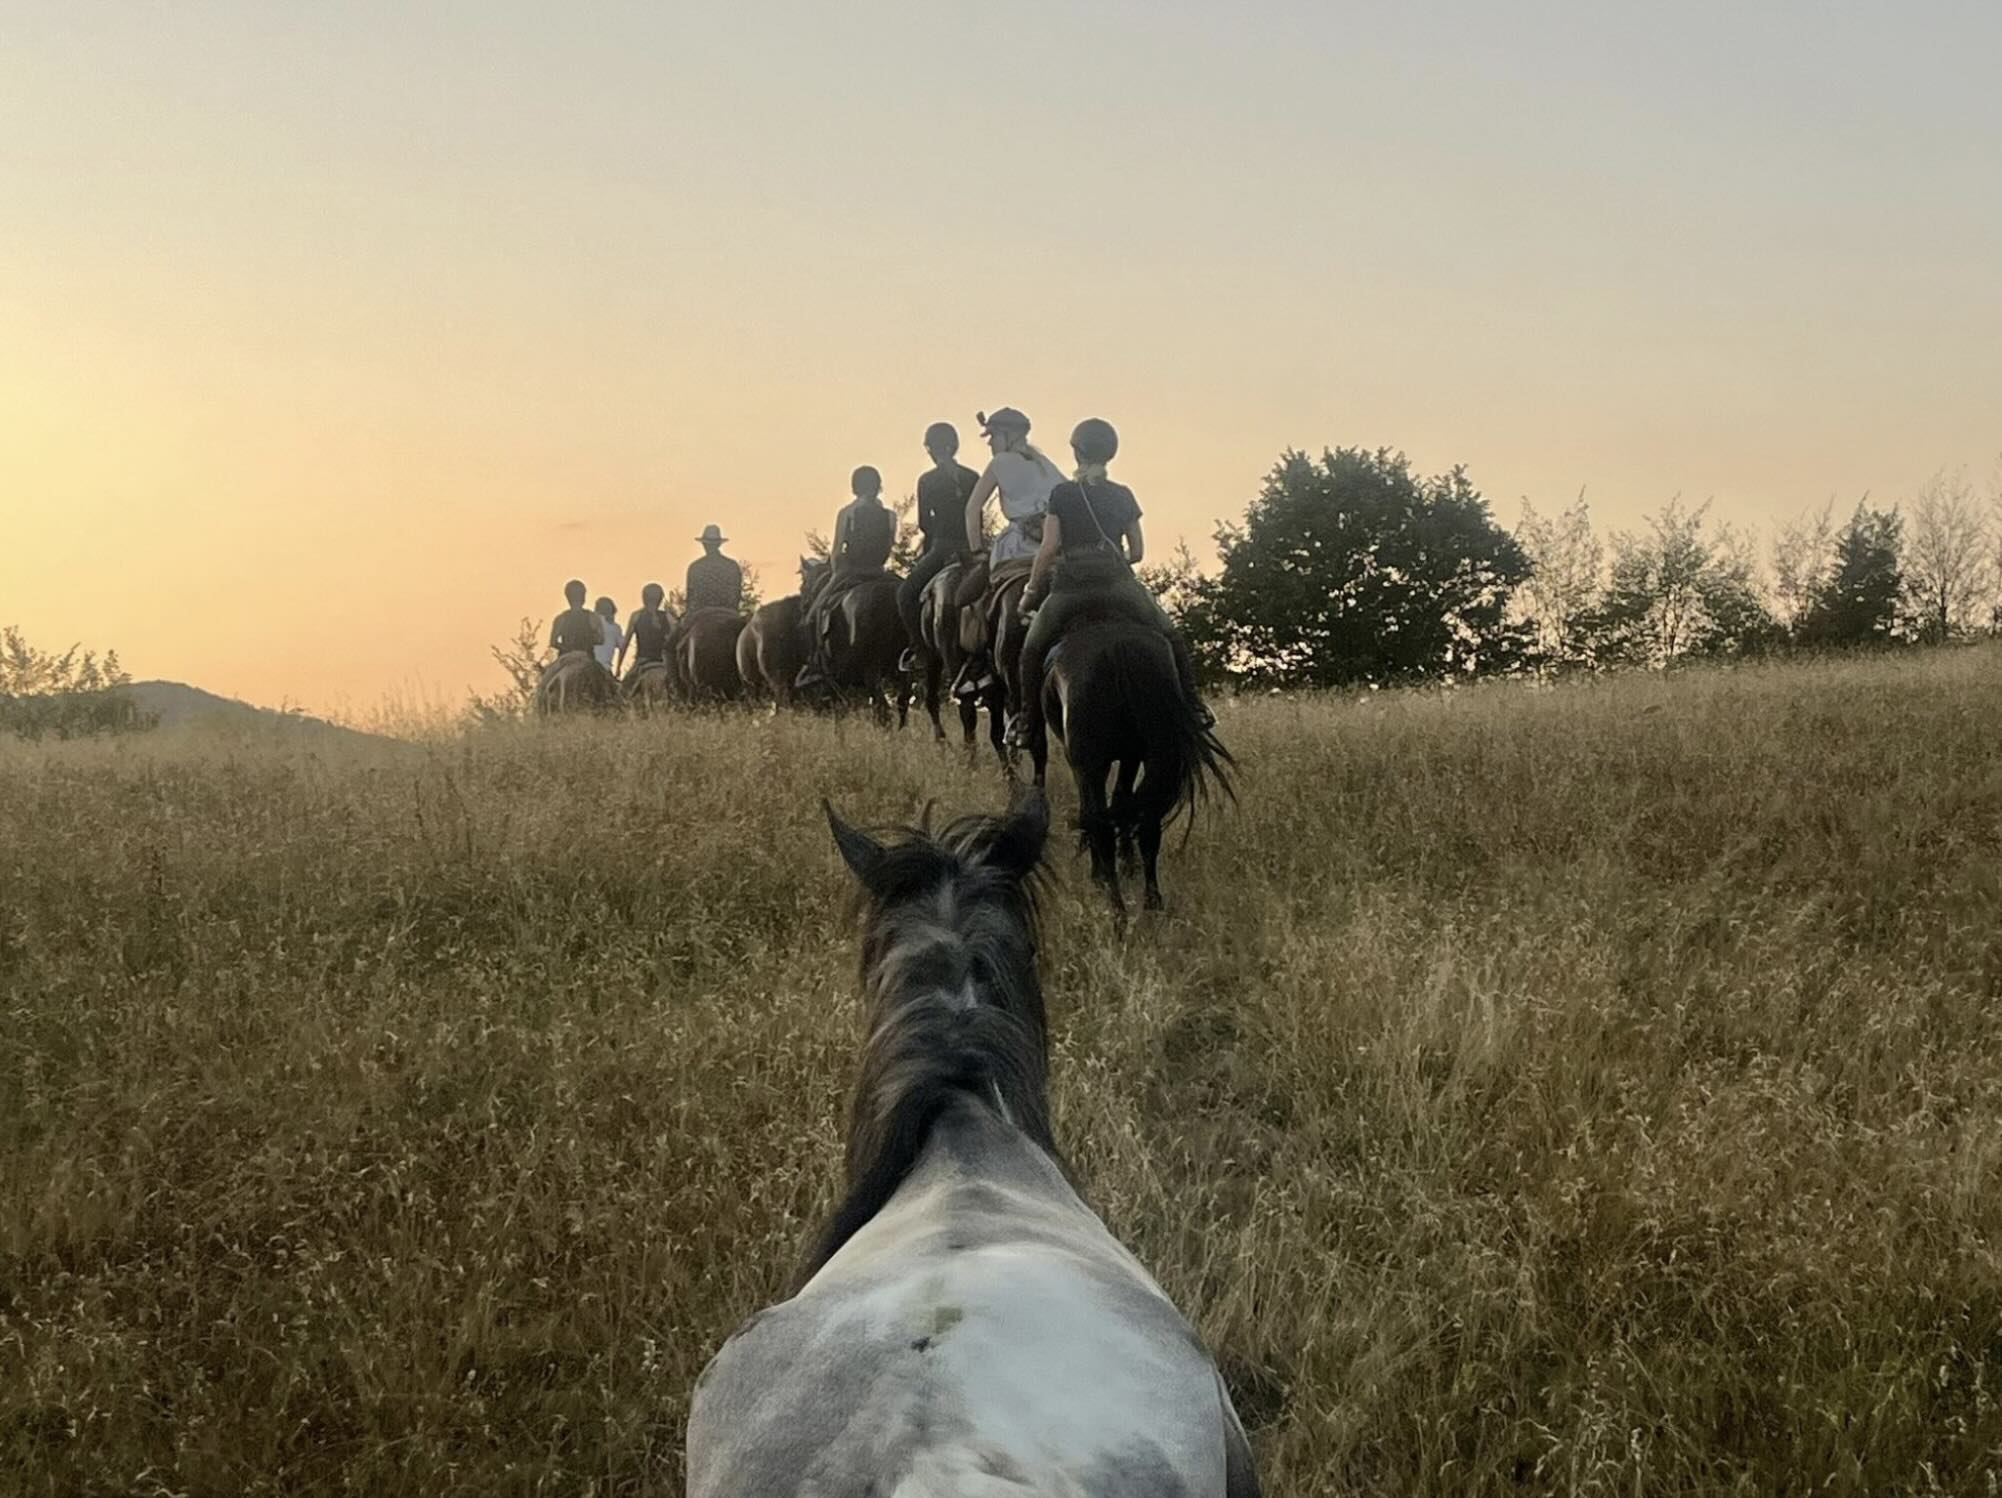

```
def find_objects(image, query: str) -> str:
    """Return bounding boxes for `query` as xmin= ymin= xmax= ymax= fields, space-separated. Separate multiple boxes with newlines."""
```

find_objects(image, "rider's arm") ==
xmin=1025 ymin=515 xmax=1064 ymax=605
xmin=831 ymin=505 xmax=853 ymax=573
xmin=548 ymin=618 xmax=562 ymax=650
xmin=1124 ymin=518 xmax=1146 ymax=566
xmin=964 ymin=467 xmax=998 ymax=553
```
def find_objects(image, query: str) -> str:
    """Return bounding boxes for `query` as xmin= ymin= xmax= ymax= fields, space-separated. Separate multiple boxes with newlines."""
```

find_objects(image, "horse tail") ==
xmin=1115 ymin=633 xmax=1233 ymax=838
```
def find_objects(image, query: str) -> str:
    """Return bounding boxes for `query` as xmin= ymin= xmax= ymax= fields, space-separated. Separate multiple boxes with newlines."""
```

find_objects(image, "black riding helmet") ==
xmin=923 ymin=421 xmax=959 ymax=455
xmin=641 ymin=582 xmax=665 ymax=607
xmin=1071 ymin=418 xmax=1118 ymax=465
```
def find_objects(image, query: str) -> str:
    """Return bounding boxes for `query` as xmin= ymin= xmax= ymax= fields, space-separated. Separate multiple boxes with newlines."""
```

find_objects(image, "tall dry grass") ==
xmin=2 ymin=649 xmax=1999 ymax=1495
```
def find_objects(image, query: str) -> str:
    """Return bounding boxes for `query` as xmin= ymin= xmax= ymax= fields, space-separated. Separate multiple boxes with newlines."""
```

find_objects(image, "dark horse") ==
xmin=1035 ymin=619 xmax=1233 ymax=915
xmin=801 ymin=561 xmax=914 ymax=724
xmin=669 ymin=608 xmax=748 ymax=704
xmin=686 ymin=793 xmax=1259 ymax=1494
xmin=737 ymin=589 xmax=809 ymax=710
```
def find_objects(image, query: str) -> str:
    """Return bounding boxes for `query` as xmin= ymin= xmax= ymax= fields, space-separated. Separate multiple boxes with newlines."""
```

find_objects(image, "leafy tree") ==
xmin=1513 ymin=493 xmax=1603 ymax=666
xmin=465 ymin=617 xmax=546 ymax=724
xmin=1905 ymin=468 xmax=1991 ymax=643
xmin=0 ymin=626 xmax=156 ymax=740
xmin=1190 ymin=447 xmax=1530 ymax=688
xmin=1797 ymin=501 xmax=1905 ymax=648
xmin=1579 ymin=499 xmax=1776 ymax=665
xmin=1769 ymin=501 xmax=1837 ymax=638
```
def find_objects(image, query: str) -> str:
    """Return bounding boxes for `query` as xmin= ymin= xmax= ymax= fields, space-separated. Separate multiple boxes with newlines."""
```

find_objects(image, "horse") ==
xmin=686 ymin=793 xmax=1260 ymax=1496
xmin=669 ymin=608 xmax=748 ymax=704
xmin=804 ymin=566 xmax=913 ymax=725
xmin=1038 ymin=619 xmax=1234 ymax=916
xmin=623 ymin=660 xmax=675 ymax=714
xmin=534 ymin=651 xmax=618 ymax=715
xmin=919 ymin=560 xmax=1007 ymax=761
xmin=736 ymin=560 xmax=818 ymax=709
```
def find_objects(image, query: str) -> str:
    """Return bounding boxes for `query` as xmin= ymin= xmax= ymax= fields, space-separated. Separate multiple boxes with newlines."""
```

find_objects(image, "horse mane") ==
xmin=795 ymin=812 xmax=1054 ymax=1287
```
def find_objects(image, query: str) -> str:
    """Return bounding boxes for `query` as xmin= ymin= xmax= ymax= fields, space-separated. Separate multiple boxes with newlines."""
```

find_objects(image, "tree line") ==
xmin=1148 ymin=447 xmax=2002 ymax=689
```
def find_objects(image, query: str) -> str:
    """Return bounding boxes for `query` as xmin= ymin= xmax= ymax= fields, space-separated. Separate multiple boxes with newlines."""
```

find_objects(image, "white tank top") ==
xmin=986 ymin=449 xmax=1064 ymax=563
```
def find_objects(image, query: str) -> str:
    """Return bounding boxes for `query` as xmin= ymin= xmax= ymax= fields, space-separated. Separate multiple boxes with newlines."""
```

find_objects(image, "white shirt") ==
xmin=594 ymin=618 xmax=624 ymax=668
xmin=986 ymin=449 xmax=1065 ymax=563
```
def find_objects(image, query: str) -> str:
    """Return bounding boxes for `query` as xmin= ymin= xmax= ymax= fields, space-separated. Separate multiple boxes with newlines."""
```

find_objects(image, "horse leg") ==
xmin=1078 ymin=764 xmax=1125 ymax=918
xmin=1112 ymin=760 xmax=1142 ymax=876
xmin=1138 ymin=809 xmax=1166 ymax=911
xmin=926 ymin=655 xmax=948 ymax=741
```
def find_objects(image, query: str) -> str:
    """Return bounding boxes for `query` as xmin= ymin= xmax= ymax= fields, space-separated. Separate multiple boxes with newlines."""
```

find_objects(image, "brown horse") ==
xmin=535 ymin=652 xmax=619 ymax=715
xmin=670 ymin=608 xmax=748 ymax=703
xmin=920 ymin=561 xmax=1006 ymax=761
xmin=814 ymin=573 xmax=913 ymax=724
xmin=624 ymin=660 xmax=675 ymax=714
xmin=737 ymin=566 xmax=814 ymax=709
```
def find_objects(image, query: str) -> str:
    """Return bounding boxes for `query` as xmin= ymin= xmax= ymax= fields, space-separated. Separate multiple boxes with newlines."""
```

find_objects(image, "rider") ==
xmin=686 ymin=525 xmax=744 ymax=614
xmin=797 ymin=466 xmax=897 ymax=689
xmin=548 ymin=579 xmax=604 ymax=658
xmin=617 ymin=582 xmax=675 ymax=680
xmin=1007 ymin=418 xmax=1213 ymax=752
xmin=896 ymin=422 xmax=981 ymax=671
xmin=954 ymin=407 xmax=1065 ymax=698
xmin=592 ymin=596 xmax=623 ymax=670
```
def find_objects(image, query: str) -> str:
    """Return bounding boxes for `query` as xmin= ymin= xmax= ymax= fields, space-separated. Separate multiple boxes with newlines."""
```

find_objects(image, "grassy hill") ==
xmin=123 ymin=679 xmax=386 ymax=743
xmin=2 ymin=648 xmax=1998 ymax=1495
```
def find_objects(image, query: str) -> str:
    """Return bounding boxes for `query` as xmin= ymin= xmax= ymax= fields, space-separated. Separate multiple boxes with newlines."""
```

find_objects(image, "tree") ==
xmin=465 ymin=617 xmax=546 ymax=724
xmin=1769 ymin=501 xmax=1836 ymax=638
xmin=1797 ymin=501 xmax=1904 ymax=648
xmin=1189 ymin=447 xmax=1530 ymax=688
xmin=0 ymin=626 xmax=155 ymax=739
xmin=1578 ymin=498 xmax=1776 ymax=666
xmin=1513 ymin=493 xmax=1602 ymax=666
xmin=1905 ymin=468 xmax=1992 ymax=643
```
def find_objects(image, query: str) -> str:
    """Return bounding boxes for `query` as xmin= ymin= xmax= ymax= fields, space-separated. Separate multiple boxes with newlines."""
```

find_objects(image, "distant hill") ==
xmin=125 ymin=681 xmax=386 ymax=743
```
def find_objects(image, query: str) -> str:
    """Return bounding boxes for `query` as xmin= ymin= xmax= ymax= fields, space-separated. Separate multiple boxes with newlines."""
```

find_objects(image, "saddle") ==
xmin=954 ymin=557 xmax=1034 ymax=655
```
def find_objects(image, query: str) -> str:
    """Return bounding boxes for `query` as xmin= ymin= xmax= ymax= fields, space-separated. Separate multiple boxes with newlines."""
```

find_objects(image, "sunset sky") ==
xmin=5 ymin=1 xmax=1999 ymax=714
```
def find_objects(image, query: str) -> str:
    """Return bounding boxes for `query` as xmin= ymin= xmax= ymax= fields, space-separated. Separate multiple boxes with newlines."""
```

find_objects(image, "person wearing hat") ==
xmin=616 ymin=581 xmax=677 ymax=680
xmin=895 ymin=422 xmax=981 ymax=668
xmin=951 ymin=406 xmax=1068 ymax=698
xmin=548 ymin=578 xmax=605 ymax=657
xmin=962 ymin=407 xmax=1065 ymax=563
xmin=1006 ymin=418 xmax=1213 ymax=752
xmin=796 ymin=465 xmax=897 ymax=689
xmin=686 ymin=525 xmax=744 ymax=614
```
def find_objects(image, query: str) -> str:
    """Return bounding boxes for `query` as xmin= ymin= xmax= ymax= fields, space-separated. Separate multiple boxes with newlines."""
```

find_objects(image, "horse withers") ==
xmin=686 ymin=792 xmax=1259 ymax=1496
xmin=1040 ymin=619 xmax=1233 ymax=916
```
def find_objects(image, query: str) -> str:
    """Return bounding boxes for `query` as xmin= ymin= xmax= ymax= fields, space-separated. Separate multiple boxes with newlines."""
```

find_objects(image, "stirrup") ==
xmin=1195 ymin=701 xmax=1216 ymax=729
xmin=898 ymin=647 xmax=920 ymax=673
xmin=1004 ymin=714 xmax=1039 ymax=750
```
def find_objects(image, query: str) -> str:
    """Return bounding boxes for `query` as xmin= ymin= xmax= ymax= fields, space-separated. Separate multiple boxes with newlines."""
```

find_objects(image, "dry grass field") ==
xmin=3 ymin=649 xmax=2000 ymax=1496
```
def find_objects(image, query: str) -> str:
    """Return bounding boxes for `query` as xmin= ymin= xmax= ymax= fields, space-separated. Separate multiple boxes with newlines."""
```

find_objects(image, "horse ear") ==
xmin=985 ymin=789 xmax=1048 ymax=881
xmin=825 ymin=801 xmax=886 ymax=886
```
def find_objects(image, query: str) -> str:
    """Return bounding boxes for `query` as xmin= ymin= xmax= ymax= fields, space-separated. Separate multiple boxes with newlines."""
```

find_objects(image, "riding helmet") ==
xmin=923 ymin=421 xmax=959 ymax=454
xmin=1071 ymin=418 xmax=1119 ymax=464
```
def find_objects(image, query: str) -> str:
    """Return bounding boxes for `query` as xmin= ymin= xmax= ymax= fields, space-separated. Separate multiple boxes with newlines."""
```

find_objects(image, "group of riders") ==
xmin=543 ymin=407 xmax=1210 ymax=754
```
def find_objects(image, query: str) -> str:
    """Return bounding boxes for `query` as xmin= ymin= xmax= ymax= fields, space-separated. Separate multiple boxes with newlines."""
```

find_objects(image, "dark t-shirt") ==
xmin=1046 ymin=479 xmax=1141 ymax=558
xmin=837 ymin=500 xmax=896 ymax=573
xmin=551 ymin=607 xmax=603 ymax=655
xmin=627 ymin=607 xmax=671 ymax=662
xmin=915 ymin=462 xmax=980 ymax=548
xmin=686 ymin=553 xmax=743 ymax=614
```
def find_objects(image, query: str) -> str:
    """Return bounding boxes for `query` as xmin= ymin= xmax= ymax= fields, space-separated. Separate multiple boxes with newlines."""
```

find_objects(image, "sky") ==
xmin=4 ymin=0 xmax=1999 ymax=713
